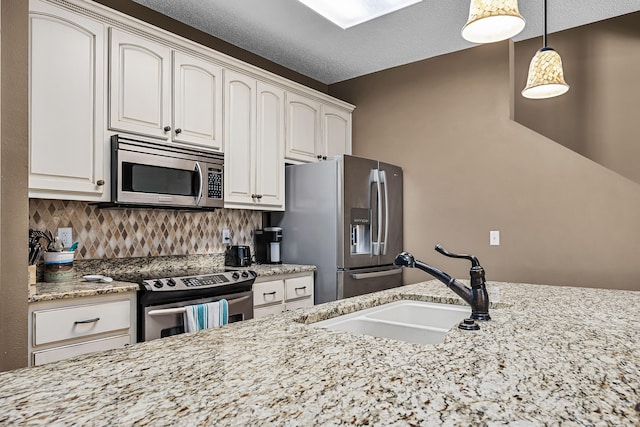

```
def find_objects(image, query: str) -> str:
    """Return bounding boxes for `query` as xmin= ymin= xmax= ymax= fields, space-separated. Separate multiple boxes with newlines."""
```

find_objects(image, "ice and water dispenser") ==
xmin=350 ymin=208 xmax=371 ymax=255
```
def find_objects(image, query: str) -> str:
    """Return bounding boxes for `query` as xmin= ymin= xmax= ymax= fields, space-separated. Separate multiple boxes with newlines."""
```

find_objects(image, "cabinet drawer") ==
xmin=254 ymin=304 xmax=286 ymax=319
xmin=285 ymin=297 xmax=313 ymax=312
xmin=33 ymin=300 xmax=130 ymax=346
xmin=253 ymin=280 xmax=284 ymax=307
xmin=33 ymin=334 xmax=131 ymax=366
xmin=285 ymin=276 xmax=313 ymax=301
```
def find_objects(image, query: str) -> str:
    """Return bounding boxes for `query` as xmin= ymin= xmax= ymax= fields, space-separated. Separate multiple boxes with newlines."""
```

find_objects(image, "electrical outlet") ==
xmin=222 ymin=229 xmax=231 ymax=244
xmin=58 ymin=227 xmax=73 ymax=248
xmin=490 ymin=230 xmax=500 ymax=246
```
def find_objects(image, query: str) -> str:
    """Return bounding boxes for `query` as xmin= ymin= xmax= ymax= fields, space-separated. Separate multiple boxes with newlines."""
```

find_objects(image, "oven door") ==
xmin=117 ymin=148 xmax=205 ymax=208
xmin=140 ymin=290 xmax=253 ymax=341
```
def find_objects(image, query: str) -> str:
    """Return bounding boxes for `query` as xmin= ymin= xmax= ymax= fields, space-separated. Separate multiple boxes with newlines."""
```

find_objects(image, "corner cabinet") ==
xmin=253 ymin=271 xmax=314 ymax=318
xmin=29 ymin=0 xmax=107 ymax=201
xmin=28 ymin=293 xmax=136 ymax=366
xmin=285 ymin=92 xmax=352 ymax=163
xmin=224 ymin=70 xmax=285 ymax=210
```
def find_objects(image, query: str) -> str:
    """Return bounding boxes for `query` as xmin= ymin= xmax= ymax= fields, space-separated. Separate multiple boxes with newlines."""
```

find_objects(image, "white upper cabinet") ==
xmin=109 ymin=28 xmax=172 ymax=140
xmin=29 ymin=0 xmax=107 ymax=201
xmin=285 ymin=92 xmax=321 ymax=163
xmin=172 ymin=51 xmax=223 ymax=151
xmin=285 ymin=92 xmax=352 ymax=163
xmin=224 ymin=71 xmax=285 ymax=210
xmin=255 ymin=81 xmax=285 ymax=209
xmin=321 ymin=104 xmax=352 ymax=159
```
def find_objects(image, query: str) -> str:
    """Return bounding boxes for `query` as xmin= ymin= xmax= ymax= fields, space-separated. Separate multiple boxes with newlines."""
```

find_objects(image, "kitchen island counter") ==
xmin=4 ymin=281 xmax=640 ymax=425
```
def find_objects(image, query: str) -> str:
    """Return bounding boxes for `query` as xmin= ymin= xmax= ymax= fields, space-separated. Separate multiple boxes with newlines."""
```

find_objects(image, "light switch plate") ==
xmin=222 ymin=229 xmax=231 ymax=244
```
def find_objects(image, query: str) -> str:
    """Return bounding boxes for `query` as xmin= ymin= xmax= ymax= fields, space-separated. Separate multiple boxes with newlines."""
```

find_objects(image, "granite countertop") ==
xmin=6 ymin=281 xmax=640 ymax=425
xmin=29 ymin=263 xmax=316 ymax=303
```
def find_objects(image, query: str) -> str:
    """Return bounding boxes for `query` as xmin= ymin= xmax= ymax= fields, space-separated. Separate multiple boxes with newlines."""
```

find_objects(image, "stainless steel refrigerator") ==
xmin=272 ymin=155 xmax=403 ymax=304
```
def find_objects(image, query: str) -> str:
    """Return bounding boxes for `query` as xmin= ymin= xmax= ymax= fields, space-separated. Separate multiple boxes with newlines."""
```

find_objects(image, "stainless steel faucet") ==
xmin=394 ymin=245 xmax=491 ymax=322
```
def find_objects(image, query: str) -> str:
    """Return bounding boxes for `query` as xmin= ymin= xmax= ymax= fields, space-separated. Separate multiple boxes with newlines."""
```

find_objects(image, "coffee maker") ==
xmin=255 ymin=227 xmax=283 ymax=264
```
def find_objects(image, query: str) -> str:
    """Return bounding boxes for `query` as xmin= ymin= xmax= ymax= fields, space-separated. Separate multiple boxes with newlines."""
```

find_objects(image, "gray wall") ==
xmin=513 ymin=12 xmax=640 ymax=185
xmin=1 ymin=0 xmax=29 ymax=371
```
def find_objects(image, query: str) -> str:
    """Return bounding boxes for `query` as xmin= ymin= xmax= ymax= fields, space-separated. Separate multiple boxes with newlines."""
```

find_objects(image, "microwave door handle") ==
xmin=194 ymin=161 xmax=203 ymax=206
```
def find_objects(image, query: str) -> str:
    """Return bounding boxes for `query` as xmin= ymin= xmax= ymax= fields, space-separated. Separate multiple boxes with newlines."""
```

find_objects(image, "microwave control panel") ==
xmin=208 ymin=170 xmax=222 ymax=200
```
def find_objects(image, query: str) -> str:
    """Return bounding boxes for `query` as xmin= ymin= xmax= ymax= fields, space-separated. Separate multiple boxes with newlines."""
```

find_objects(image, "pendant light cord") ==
xmin=543 ymin=0 xmax=548 ymax=48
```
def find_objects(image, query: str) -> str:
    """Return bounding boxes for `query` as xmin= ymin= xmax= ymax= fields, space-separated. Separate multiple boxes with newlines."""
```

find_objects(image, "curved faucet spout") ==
xmin=394 ymin=247 xmax=490 ymax=321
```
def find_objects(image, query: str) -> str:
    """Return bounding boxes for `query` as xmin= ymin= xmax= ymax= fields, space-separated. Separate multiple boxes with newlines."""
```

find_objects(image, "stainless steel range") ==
xmin=113 ymin=269 xmax=256 ymax=342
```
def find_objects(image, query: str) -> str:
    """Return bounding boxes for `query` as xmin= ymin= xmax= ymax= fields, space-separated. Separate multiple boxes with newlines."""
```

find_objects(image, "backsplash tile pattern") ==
xmin=29 ymin=199 xmax=261 ymax=260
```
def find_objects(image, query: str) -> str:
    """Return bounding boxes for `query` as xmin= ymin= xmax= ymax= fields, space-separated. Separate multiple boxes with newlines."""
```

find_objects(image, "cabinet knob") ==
xmin=175 ymin=128 xmax=182 ymax=134
xmin=322 ymin=156 xmax=327 ymax=160
xmin=163 ymin=126 xmax=171 ymax=132
xmin=316 ymin=155 xmax=322 ymax=159
xmin=251 ymin=194 xmax=257 ymax=199
xmin=256 ymin=194 xmax=263 ymax=199
xmin=96 ymin=180 xmax=105 ymax=186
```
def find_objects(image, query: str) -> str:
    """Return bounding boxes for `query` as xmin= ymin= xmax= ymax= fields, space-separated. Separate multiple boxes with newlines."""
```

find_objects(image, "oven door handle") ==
xmin=147 ymin=295 xmax=251 ymax=317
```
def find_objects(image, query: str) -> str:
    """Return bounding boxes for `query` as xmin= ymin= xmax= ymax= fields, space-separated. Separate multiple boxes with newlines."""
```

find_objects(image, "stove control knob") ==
xmin=167 ymin=278 xmax=176 ymax=287
xmin=232 ymin=272 xmax=240 ymax=280
xmin=153 ymin=280 xmax=164 ymax=289
xmin=241 ymin=271 xmax=249 ymax=278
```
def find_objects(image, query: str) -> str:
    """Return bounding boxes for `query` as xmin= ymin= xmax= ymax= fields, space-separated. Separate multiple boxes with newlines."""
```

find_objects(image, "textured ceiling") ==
xmin=131 ymin=0 xmax=640 ymax=84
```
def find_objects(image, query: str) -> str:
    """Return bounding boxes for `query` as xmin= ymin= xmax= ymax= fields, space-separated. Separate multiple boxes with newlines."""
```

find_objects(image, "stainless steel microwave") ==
xmin=108 ymin=134 xmax=223 ymax=210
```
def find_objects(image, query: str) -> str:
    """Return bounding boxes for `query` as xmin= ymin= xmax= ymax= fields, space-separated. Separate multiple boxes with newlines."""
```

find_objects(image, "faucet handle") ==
xmin=434 ymin=244 xmax=480 ymax=267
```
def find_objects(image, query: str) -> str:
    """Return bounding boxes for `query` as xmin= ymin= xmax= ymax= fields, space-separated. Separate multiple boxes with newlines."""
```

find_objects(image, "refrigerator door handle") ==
xmin=372 ymin=169 xmax=383 ymax=256
xmin=351 ymin=269 xmax=402 ymax=280
xmin=380 ymin=170 xmax=389 ymax=255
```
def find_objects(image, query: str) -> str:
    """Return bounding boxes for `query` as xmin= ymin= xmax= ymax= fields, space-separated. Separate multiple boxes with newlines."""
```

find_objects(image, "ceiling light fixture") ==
xmin=461 ymin=0 xmax=525 ymax=43
xmin=522 ymin=0 xmax=569 ymax=99
xmin=297 ymin=0 xmax=423 ymax=29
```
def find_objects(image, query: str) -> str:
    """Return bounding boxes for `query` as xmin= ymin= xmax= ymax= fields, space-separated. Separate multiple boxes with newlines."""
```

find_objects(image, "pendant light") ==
xmin=522 ymin=0 xmax=569 ymax=99
xmin=462 ymin=0 xmax=525 ymax=43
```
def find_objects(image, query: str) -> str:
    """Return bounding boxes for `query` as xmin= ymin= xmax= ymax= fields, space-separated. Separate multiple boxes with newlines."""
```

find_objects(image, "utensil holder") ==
xmin=44 ymin=251 xmax=75 ymax=283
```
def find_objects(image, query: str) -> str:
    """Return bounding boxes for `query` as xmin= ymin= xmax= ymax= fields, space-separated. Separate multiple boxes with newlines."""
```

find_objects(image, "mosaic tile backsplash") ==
xmin=29 ymin=199 xmax=262 ymax=260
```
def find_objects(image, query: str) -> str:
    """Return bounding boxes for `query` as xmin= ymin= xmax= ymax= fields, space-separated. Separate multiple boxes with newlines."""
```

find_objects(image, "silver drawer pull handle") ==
xmin=263 ymin=291 xmax=277 ymax=296
xmin=294 ymin=286 xmax=307 ymax=291
xmin=74 ymin=317 xmax=100 ymax=325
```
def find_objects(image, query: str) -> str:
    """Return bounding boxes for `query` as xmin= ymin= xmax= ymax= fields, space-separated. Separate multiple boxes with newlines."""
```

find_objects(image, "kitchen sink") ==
xmin=312 ymin=300 xmax=470 ymax=345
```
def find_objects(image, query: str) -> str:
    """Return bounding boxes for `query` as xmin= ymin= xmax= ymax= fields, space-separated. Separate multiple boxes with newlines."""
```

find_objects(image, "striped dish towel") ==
xmin=183 ymin=299 xmax=229 ymax=333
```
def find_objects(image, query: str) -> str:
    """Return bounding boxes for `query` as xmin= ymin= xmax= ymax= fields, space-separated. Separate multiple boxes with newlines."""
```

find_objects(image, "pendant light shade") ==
xmin=521 ymin=47 xmax=569 ymax=99
xmin=522 ymin=0 xmax=569 ymax=99
xmin=461 ymin=0 xmax=525 ymax=43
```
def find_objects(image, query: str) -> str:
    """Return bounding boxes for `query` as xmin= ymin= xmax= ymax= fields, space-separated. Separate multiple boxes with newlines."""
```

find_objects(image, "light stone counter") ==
xmin=29 ymin=262 xmax=315 ymax=303
xmin=5 ymin=281 xmax=640 ymax=425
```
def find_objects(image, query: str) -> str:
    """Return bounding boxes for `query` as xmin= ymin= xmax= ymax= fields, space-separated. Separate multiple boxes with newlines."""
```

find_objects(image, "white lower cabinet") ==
xmin=253 ymin=271 xmax=314 ymax=318
xmin=28 ymin=293 xmax=136 ymax=366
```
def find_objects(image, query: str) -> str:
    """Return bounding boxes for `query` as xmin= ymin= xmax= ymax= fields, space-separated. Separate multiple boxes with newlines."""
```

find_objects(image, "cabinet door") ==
xmin=29 ymin=0 xmax=106 ymax=200
xmin=321 ymin=104 xmax=352 ymax=159
xmin=109 ymin=28 xmax=171 ymax=139
xmin=255 ymin=81 xmax=285 ymax=210
xmin=223 ymin=70 xmax=256 ymax=206
xmin=172 ymin=51 xmax=222 ymax=151
xmin=285 ymin=92 xmax=321 ymax=163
